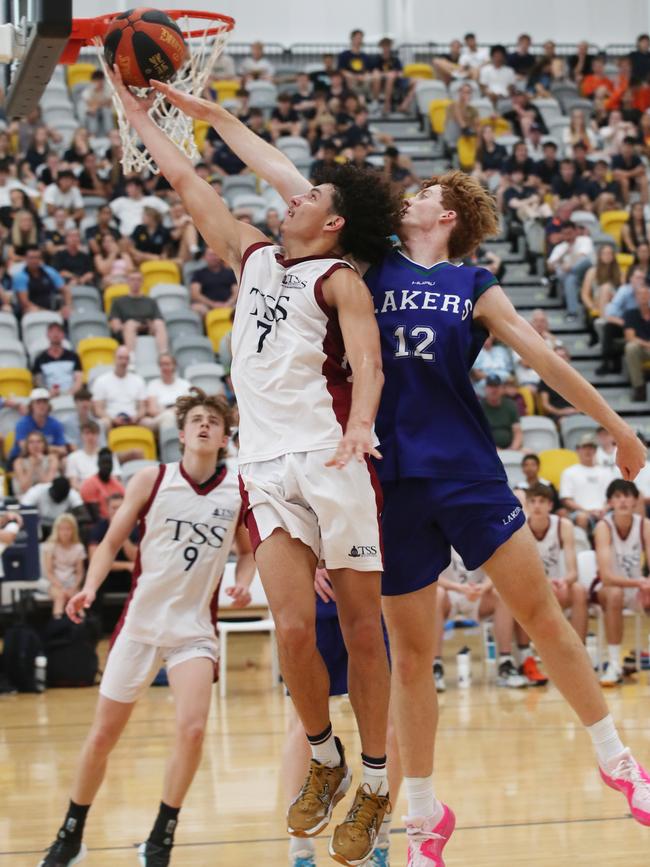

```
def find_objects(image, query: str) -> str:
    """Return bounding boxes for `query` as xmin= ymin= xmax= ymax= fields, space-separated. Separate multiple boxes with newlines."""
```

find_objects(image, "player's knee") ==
xmin=276 ymin=618 xmax=315 ymax=656
xmin=572 ymin=583 xmax=588 ymax=604
xmin=178 ymin=719 xmax=206 ymax=748
xmin=391 ymin=642 xmax=431 ymax=684
xmin=86 ymin=725 xmax=119 ymax=757
xmin=343 ymin=616 xmax=385 ymax=659
xmin=608 ymin=586 xmax=624 ymax=607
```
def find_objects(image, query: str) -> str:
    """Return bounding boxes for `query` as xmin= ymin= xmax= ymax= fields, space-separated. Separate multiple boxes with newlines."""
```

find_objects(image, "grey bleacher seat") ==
xmin=221 ymin=174 xmax=258 ymax=206
xmin=0 ymin=338 xmax=27 ymax=368
xmin=50 ymin=394 xmax=77 ymax=428
xmin=496 ymin=97 xmax=513 ymax=115
xmin=150 ymin=283 xmax=189 ymax=315
xmin=448 ymin=79 xmax=479 ymax=100
xmin=499 ymin=449 xmax=526 ymax=487
xmin=0 ymin=311 xmax=19 ymax=343
xmin=260 ymin=185 xmax=287 ymax=216
xmin=182 ymin=258 xmax=205 ymax=286
xmin=0 ymin=405 xmax=22 ymax=438
xmin=275 ymin=135 xmax=311 ymax=163
xmin=231 ymin=193 xmax=268 ymax=222
xmin=138 ymin=363 xmax=160 ymax=383
xmin=70 ymin=284 xmax=102 ymax=313
xmin=160 ymin=426 xmax=183 ymax=463
xmin=549 ymin=82 xmax=579 ymax=109
xmin=163 ymin=309 xmax=202 ymax=343
xmin=520 ymin=416 xmax=560 ymax=452
xmin=134 ymin=336 xmax=159 ymax=368
xmin=563 ymin=98 xmax=594 ymax=118
xmin=414 ymin=80 xmax=450 ymax=116
xmin=246 ymin=80 xmax=278 ymax=109
xmin=470 ymin=97 xmax=493 ymax=119
xmin=560 ymin=415 xmax=600 ymax=450
xmin=69 ymin=310 xmax=109 ymax=346
xmin=532 ymin=97 xmax=563 ymax=128
xmin=548 ymin=117 xmax=571 ymax=141
xmin=185 ymin=362 xmax=226 ymax=395
xmin=172 ymin=336 xmax=215 ymax=374
xmin=495 ymin=134 xmax=521 ymax=155
xmin=21 ymin=311 xmax=63 ymax=351
xmin=121 ymin=458 xmax=159 ymax=484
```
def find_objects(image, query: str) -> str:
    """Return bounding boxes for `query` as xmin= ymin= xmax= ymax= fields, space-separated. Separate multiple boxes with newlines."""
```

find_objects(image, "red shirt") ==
xmin=80 ymin=474 xmax=125 ymax=519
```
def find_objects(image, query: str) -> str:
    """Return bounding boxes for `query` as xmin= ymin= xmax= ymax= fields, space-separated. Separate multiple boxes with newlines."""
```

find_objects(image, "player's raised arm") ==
xmin=109 ymin=68 xmax=266 ymax=275
xmin=150 ymin=79 xmax=311 ymax=203
xmin=474 ymin=285 xmax=646 ymax=480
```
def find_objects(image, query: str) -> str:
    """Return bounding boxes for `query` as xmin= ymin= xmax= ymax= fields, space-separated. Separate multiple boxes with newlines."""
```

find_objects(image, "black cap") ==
xmin=486 ymin=374 xmax=502 ymax=386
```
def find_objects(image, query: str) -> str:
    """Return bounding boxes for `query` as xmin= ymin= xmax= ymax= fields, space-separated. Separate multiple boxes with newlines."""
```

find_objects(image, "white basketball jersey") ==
xmin=529 ymin=515 xmax=563 ymax=579
xmin=604 ymin=513 xmax=644 ymax=579
xmin=117 ymin=462 xmax=241 ymax=646
xmin=231 ymin=242 xmax=356 ymax=464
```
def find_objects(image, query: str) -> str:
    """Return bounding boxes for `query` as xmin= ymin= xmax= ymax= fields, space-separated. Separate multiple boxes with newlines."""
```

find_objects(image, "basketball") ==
xmin=103 ymin=7 xmax=188 ymax=88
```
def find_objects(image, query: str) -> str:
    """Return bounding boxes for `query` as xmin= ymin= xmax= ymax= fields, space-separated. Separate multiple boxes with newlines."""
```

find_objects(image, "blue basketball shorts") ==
xmin=316 ymin=604 xmax=391 ymax=696
xmin=381 ymin=476 xmax=526 ymax=597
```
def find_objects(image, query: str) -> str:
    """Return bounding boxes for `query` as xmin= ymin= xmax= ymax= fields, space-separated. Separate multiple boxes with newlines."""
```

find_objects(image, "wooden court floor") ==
xmin=2 ymin=627 xmax=650 ymax=867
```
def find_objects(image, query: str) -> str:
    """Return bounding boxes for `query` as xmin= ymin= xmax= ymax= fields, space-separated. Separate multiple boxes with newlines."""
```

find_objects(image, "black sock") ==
xmin=148 ymin=802 xmax=180 ymax=848
xmin=306 ymin=722 xmax=333 ymax=746
xmin=61 ymin=800 xmax=90 ymax=840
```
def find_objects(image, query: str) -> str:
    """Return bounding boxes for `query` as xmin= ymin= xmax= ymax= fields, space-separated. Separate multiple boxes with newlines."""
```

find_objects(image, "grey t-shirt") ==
xmin=109 ymin=294 xmax=162 ymax=324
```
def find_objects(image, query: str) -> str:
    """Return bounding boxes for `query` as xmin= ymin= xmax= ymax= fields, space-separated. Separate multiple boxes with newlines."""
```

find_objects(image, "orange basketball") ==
xmin=103 ymin=7 xmax=188 ymax=88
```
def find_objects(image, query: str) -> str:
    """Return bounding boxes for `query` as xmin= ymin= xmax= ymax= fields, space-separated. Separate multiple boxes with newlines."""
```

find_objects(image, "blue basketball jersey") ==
xmin=365 ymin=250 xmax=506 ymax=483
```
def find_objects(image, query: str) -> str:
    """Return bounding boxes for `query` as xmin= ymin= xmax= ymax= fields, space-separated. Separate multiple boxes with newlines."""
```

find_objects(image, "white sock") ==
xmin=608 ymin=645 xmax=621 ymax=669
xmin=362 ymin=754 xmax=388 ymax=796
xmin=516 ymin=644 xmax=531 ymax=665
xmin=378 ymin=813 xmax=392 ymax=845
xmin=404 ymin=775 xmax=442 ymax=821
xmin=307 ymin=724 xmax=341 ymax=768
xmin=586 ymin=714 xmax=626 ymax=768
xmin=289 ymin=834 xmax=315 ymax=859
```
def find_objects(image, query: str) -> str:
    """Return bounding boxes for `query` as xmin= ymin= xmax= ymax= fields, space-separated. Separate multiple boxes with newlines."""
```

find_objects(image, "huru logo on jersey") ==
xmin=349 ymin=545 xmax=378 ymax=557
xmin=502 ymin=506 xmax=522 ymax=526
xmin=376 ymin=289 xmax=463 ymax=316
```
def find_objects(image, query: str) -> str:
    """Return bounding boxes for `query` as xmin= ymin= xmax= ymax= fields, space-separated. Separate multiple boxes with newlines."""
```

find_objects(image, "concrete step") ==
xmin=504 ymin=287 xmax=562 ymax=310
xmin=573 ymin=359 xmax=628 ymax=387
xmin=369 ymin=117 xmax=428 ymax=139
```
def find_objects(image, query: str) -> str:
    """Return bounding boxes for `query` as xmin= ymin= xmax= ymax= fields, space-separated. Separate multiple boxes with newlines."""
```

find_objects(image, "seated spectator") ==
xmin=630 ymin=33 xmax=650 ymax=84
xmin=596 ymin=426 xmax=618 ymax=469
xmin=503 ymin=88 xmax=548 ymax=138
xmin=51 ymin=229 xmax=94 ymax=286
xmin=20 ymin=476 xmax=84 ymax=539
xmin=9 ymin=387 xmax=68 ymax=464
xmin=473 ymin=125 xmax=507 ymax=189
xmin=530 ymin=308 xmax=560 ymax=349
xmin=344 ymin=106 xmax=379 ymax=151
xmin=211 ymin=137 xmax=247 ymax=176
xmin=13 ymin=246 xmax=71 ymax=318
xmin=623 ymin=279 xmax=650 ymax=401
xmin=129 ymin=206 xmax=173 ymax=265
xmin=580 ymin=243 xmax=620 ymax=337
xmin=537 ymin=346 xmax=581 ymax=421
xmin=382 ymin=146 xmax=418 ymax=194
xmin=77 ymin=152 xmax=107 ymax=199
xmin=291 ymin=72 xmax=317 ymax=120
xmin=42 ymin=170 xmax=84 ymax=222
xmin=507 ymin=33 xmax=536 ymax=80
xmin=94 ymin=233 xmax=136 ymax=288
xmin=91 ymin=345 xmax=147 ymax=428
xmin=480 ymin=374 xmax=522 ymax=450
xmin=0 ymin=512 xmax=21 ymax=572
xmin=64 ymin=386 xmax=107 ymax=449
xmin=373 ymin=36 xmax=416 ymax=114
xmin=42 ymin=513 xmax=85 ymax=618
xmin=621 ymin=201 xmax=649 ymax=254
xmin=562 ymin=108 xmax=598 ymax=159
xmin=546 ymin=220 xmax=595 ymax=321
xmin=348 ymin=142 xmax=374 ymax=171
xmin=65 ymin=420 xmax=121 ymax=489
xmin=63 ymin=128 xmax=91 ymax=168
xmin=446 ymin=82 xmax=480 ymax=150
xmin=12 ymin=430 xmax=59 ymax=496
xmin=581 ymin=53 xmax=615 ymax=98
xmin=190 ymin=249 xmax=237 ymax=316
xmin=517 ymin=452 xmax=555 ymax=491
xmin=108 ymin=271 xmax=168 ymax=356
xmin=84 ymin=204 xmax=121 ymax=256
xmin=503 ymin=140 xmax=537 ymax=181
xmin=87 ymin=492 xmax=137 ymax=594
xmin=80 ymin=447 xmax=125 ymax=522
xmin=81 ymin=69 xmax=114 ymax=136
xmin=337 ymin=28 xmax=378 ymax=98
xmin=142 ymin=353 xmax=191 ymax=433
xmin=167 ymin=200 xmax=200 ymax=264
xmin=594 ymin=479 xmax=650 ymax=686
xmin=310 ymin=53 xmax=337 ymax=90
xmin=582 ymin=159 xmax=622 ymax=214
xmin=110 ymin=176 xmax=169 ymax=237
xmin=44 ymin=206 xmax=75 ymax=258
xmin=270 ymin=93 xmax=302 ymax=141
xmin=455 ymin=32 xmax=489 ymax=81
xmin=551 ymin=160 xmax=587 ymax=208
xmin=245 ymin=107 xmax=273 ymax=144
xmin=310 ymin=140 xmax=340 ymax=185
xmin=534 ymin=140 xmax=560 ymax=188
xmin=599 ymin=264 xmax=646 ymax=374
xmin=559 ymin=433 xmax=614 ymax=531
xmin=472 ymin=334 xmax=515 ymax=394
xmin=239 ymin=40 xmax=275 ymax=82
xmin=255 ymin=207 xmax=282 ymax=243
xmin=32 ymin=321 xmax=83 ymax=397
xmin=8 ymin=209 xmax=42 ymax=264
xmin=612 ymin=136 xmax=649 ymax=204
xmin=634 ymin=242 xmax=650 ymax=281
xmin=503 ymin=374 xmax=527 ymax=416
xmin=479 ymin=44 xmax=516 ymax=103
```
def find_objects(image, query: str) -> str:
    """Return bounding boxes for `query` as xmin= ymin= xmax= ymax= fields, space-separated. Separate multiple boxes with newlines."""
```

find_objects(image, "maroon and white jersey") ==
xmin=231 ymin=242 xmax=359 ymax=464
xmin=603 ymin=513 xmax=644 ymax=579
xmin=529 ymin=514 xmax=564 ymax=579
xmin=115 ymin=462 xmax=240 ymax=647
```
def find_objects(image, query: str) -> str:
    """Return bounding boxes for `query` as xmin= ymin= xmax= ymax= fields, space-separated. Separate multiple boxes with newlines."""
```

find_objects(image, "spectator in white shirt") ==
xmin=142 ymin=353 xmax=191 ymax=433
xmin=239 ymin=41 xmax=275 ymax=82
xmin=479 ymin=44 xmax=516 ymax=103
xmin=20 ymin=476 xmax=84 ymax=539
xmin=547 ymin=221 xmax=595 ymax=321
xmin=42 ymin=171 xmax=85 ymax=222
xmin=560 ymin=434 xmax=617 ymax=531
xmin=595 ymin=426 xmax=618 ymax=469
xmin=458 ymin=32 xmax=489 ymax=80
xmin=109 ymin=176 xmax=169 ymax=237
xmin=0 ymin=159 xmax=38 ymax=208
xmin=81 ymin=70 xmax=114 ymax=136
xmin=65 ymin=420 xmax=122 ymax=489
xmin=91 ymin=345 xmax=147 ymax=428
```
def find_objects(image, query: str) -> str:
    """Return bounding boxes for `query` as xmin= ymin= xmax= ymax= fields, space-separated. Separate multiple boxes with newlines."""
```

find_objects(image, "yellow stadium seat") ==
xmin=0 ymin=368 xmax=32 ymax=398
xmin=78 ymin=337 xmax=118 ymax=374
xmin=518 ymin=386 xmax=536 ymax=417
xmin=428 ymin=98 xmax=453 ymax=135
xmin=403 ymin=63 xmax=434 ymax=79
xmin=194 ymin=119 xmax=210 ymax=151
xmin=538 ymin=448 xmax=579 ymax=489
xmin=616 ymin=252 xmax=634 ymax=281
xmin=108 ymin=426 xmax=157 ymax=461
xmin=480 ymin=115 xmax=512 ymax=136
xmin=211 ymin=79 xmax=241 ymax=102
xmin=205 ymin=307 xmax=234 ymax=353
xmin=104 ymin=283 xmax=130 ymax=315
xmin=600 ymin=210 xmax=629 ymax=246
xmin=3 ymin=429 xmax=14 ymax=461
xmin=457 ymin=134 xmax=478 ymax=170
xmin=140 ymin=260 xmax=181 ymax=294
xmin=66 ymin=63 xmax=97 ymax=89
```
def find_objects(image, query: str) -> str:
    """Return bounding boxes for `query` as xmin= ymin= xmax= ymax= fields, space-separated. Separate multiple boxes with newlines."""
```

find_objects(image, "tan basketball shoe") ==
xmin=329 ymin=783 xmax=391 ymax=866
xmin=287 ymin=737 xmax=352 ymax=837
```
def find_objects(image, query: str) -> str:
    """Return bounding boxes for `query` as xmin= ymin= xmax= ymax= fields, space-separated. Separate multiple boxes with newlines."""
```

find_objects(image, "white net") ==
xmin=94 ymin=13 xmax=233 ymax=175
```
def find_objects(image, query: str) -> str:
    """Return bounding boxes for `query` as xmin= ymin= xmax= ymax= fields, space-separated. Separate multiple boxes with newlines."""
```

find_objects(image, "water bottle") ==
xmin=456 ymin=646 xmax=471 ymax=688
xmin=485 ymin=629 xmax=497 ymax=679
xmin=34 ymin=655 xmax=47 ymax=693
xmin=586 ymin=633 xmax=598 ymax=670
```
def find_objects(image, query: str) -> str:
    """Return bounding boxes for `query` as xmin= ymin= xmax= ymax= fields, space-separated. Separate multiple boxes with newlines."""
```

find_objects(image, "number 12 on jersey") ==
xmin=394 ymin=325 xmax=437 ymax=362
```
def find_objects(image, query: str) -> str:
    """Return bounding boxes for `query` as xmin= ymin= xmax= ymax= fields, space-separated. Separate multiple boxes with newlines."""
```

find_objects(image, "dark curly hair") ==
xmin=319 ymin=164 xmax=402 ymax=265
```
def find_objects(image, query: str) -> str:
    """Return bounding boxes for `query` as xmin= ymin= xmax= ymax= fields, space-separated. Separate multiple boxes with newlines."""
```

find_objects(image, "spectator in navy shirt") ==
xmin=630 ymin=33 xmax=650 ymax=84
xmin=373 ymin=36 xmax=416 ymax=114
xmin=337 ymin=29 xmax=378 ymax=98
xmin=190 ymin=249 xmax=237 ymax=316
xmin=32 ymin=321 xmax=83 ymax=396
xmin=551 ymin=159 xmax=586 ymax=207
xmin=507 ymin=33 xmax=536 ymax=79
xmin=13 ymin=246 xmax=71 ymax=318
xmin=52 ymin=229 xmax=94 ymax=285
xmin=534 ymin=140 xmax=560 ymax=187
xmin=269 ymin=94 xmax=302 ymax=141
xmin=583 ymin=159 xmax=622 ymax=213
xmin=612 ymin=136 xmax=649 ymax=204
xmin=623 ymin=280 xmax=650 ymax=400
xmin=9 ymin=387 xmax=68 ymax=463
xmin=129 ymin=206 xmax=172 ymax=264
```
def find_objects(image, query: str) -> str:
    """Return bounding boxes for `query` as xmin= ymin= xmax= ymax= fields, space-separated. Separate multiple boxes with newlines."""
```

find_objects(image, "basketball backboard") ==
xmin=3 ymin=0 xmax=72 ymax=117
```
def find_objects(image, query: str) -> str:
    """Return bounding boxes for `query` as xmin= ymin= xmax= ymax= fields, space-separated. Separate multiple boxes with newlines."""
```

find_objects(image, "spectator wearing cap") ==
xmin=19 ymin=475 xmax=84 ymax=540
xmin=471 ymin=334 xmax=515 ymax=395
xmin=599 ymin=264 xmax=647 ymax=375
xmin=91 ymin=346 xmax=146 ymax=429
xmin=479 ymin=44 xmax=516 ymax=104
xmin=503 ymin=88 xmax=548 ymax=139
xmin=560 ymin=434 xmax=617 ymax=531
xmin=480 ymin=374 xmax=522 ymax=450
xmin=80 ymin=447 xmax=125 ymax=522
xmin=42 ymin=170 xmax=84 ymax=222
xmin=108 ymin=270 xmax=168 ymax=356
xmin=9 ymin=387 xmax=68 ymax=464
xmin=546 ymin=220 xmax=595 ymax=321
xmin=13 ymin=246 xmax=71 ymax=318
xmin=190 ymin=249 xmax=237 ymax=317
xmin=612 ymin=136 xmax=649 ymax=204
xmin=65 ymin=420 xmax=121 ymax=489
xmin=51 ymin=229 xmax=94 ymax=286
xmin=32 ymin=321 xmax=82 ymax=397
xmin=538 ymin=346 xmax=581 ymax=422
xmin=623 ymin=278 xmax=650 ymax=401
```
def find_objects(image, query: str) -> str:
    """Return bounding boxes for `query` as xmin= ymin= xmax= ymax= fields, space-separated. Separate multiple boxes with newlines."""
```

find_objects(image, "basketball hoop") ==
xmin=66 ymin=10 xmax=235 ymax=175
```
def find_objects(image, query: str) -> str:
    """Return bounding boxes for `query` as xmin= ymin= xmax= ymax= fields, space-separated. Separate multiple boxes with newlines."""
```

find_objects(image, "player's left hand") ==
xmin=326 ymin=422 xmax=382 ymax=469
xmin=226 ymin=584 xmax=252 ymax=608
xmin=615 ymin=428 xmax=647 ymax=480
xmin=107 ymin=64 xmax=156 ymax=116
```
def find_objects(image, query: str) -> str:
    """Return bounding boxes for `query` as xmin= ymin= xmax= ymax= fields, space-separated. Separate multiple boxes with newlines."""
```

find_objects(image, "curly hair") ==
xmin=319 ymin=164 xmax=402 ymax=265
xmin=175 ymin=387 xmax=232 ymax=457
xmin=422 ymin=171 xmax=499 ymax=260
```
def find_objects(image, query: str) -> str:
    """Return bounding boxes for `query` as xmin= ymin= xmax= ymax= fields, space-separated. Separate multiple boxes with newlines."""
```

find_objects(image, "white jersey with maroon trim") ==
xmin=529 ymin=514 xmax=563 ymax=579
xmin=604 ymin=513 xmax=644 ymax=579
xmin=115 ymin=462 xmax=241 ymax=647
xmin=231 ymin=242 xmax=360 ymax=464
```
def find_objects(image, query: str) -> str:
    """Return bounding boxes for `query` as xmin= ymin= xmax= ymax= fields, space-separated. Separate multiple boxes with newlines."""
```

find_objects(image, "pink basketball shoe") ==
xmin=599 ymin=749 xmax=650 ymax=826
xmin=405 ymin=804 xmax=456 ymax=866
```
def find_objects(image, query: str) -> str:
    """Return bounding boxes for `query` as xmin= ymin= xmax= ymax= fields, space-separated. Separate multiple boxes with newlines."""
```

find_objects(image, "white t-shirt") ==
xmin=559 ymin=463 xmax=615 ymax=510
xmin=459 ymin=47 xmax=489 ymax=70
xmin=633 ymin=461 xmax=650 ymax=498
xmin=42 ymin=183 xmax=84 ymax=213
xmin=20 ymin=483 xmax=83 ymax=525
xmin=239 ymin=57 xmax=275 ymax=78
xmin=547 ymin=236 xmax=595 ymax=270
xmin=596 ymin=445 xmax=617 ymax=469
xmin=110 ymin=195 xmax=169 ymax=237
xmin=479 ymin=63 xmax=516 ymax=96
xmin=92 ymin=370 xmax=147 ymax=419
xmin=65 ymin=449 xmax=121 ymax=483
xmin=146 ymin=376 xmax=191 ymax=409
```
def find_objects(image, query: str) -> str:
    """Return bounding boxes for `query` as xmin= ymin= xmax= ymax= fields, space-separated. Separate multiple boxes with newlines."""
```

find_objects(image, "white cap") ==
xmin=29 ymin=387 xmax=50 ymax=402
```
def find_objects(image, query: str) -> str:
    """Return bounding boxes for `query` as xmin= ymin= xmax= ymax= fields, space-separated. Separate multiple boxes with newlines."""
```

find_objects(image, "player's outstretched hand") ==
xmin=225 ymin=584 xmax=252 ymax=609
xmin=326 ymin=422 xmax=382 ymax=469
xmin=314 ymin=567 xmax=336 ymax=604
xmin=106 ymin=64 xmax=155 ymax=116
xmin=149 ymin=79 xmax=215 ymax=122
xmin=66 ymin=588 xmax=96 ymax=623
xmin=615 ymin=428 xmax=647 ymax=480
